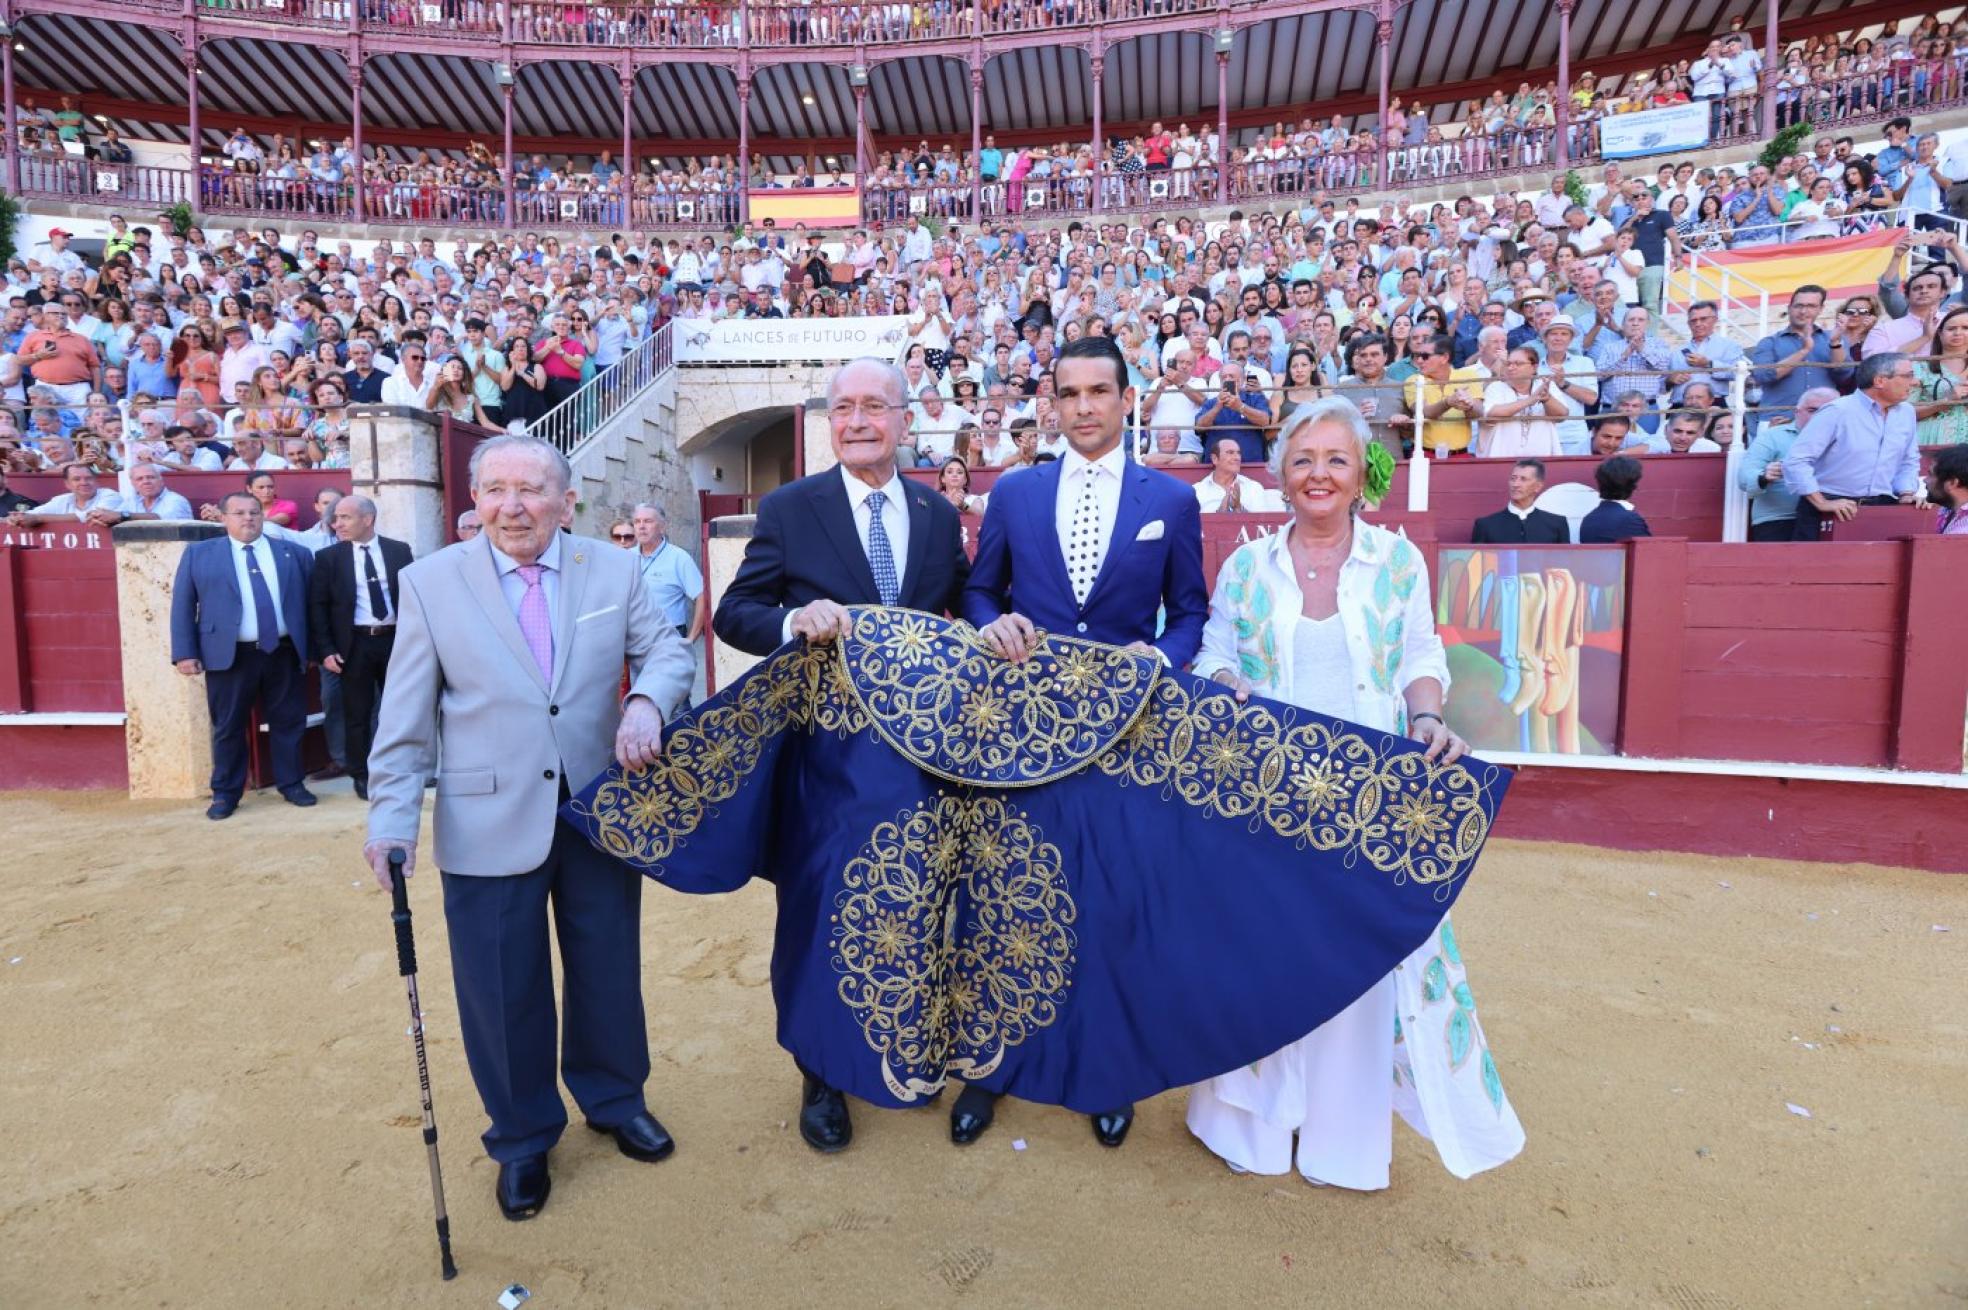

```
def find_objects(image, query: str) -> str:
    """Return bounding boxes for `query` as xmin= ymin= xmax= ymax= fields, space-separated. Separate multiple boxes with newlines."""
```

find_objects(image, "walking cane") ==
xmin=388 ymin=849 xmax=459 ymax=1281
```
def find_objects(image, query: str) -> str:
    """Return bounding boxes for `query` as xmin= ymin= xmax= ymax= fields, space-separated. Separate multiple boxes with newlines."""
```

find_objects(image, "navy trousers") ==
xmin=205 ymin=639 xmax=307 ymax=802
xmin=441 ymin=819 xmax=650 ymax=1163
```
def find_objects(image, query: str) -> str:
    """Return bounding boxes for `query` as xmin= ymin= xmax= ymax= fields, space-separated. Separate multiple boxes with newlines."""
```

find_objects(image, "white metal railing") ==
xmin=527 ymin=321 xmax=675 ymax=460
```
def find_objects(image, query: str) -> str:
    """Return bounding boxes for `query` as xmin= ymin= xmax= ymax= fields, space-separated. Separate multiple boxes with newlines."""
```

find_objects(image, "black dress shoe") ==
xmin=496 ymin=1153 xmax=551 ymax=1221
xmin=799 ymin=1074 xmax=853 ymax=1154
xmin=1091 ymin=1106 xmax=1134 ymax=1148
xmin=279 ymin=785 xmax=318 ymax=808
xmin=352 ymin=778 xmax=369 ymax=801
xmin=206 ymin=798 xmax=238 ymax=821
xmin=586 ymin=1111 xmax=675 ymax=1162
xmin=950 ymin=1084 xmax=997 ymax=1146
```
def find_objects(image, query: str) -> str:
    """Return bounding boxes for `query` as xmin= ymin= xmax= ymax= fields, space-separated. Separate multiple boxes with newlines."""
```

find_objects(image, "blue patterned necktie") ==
xmin=865 ymin=489 xmax=900 ymax=606
xmin=243 ymin=544 xmax=280 ymax=653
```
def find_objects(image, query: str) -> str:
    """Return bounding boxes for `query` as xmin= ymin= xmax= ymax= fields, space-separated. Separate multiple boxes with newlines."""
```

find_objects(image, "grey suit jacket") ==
xmin=365 ymin=532 xmax=695 ymax=877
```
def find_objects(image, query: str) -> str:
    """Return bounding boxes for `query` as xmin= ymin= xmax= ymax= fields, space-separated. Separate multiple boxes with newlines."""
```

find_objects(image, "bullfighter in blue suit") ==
xmin=959 ymin=333 xmax=1210 ymax=1149
xmin=169 ymin=489 xmax=317 ymax=820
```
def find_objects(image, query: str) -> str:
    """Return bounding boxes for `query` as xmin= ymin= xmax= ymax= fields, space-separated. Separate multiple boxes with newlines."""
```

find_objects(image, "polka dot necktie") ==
xmin=865 ymin=489 xmax=900 ymax=607
xmin=1068 ymin=468 xmax=1105 ymax=607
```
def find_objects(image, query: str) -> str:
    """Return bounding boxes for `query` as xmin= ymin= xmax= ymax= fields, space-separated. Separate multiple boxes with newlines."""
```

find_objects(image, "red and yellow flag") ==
xmin=747 ymin=187 xmax=862 ymax=229
xmin=1668 ymin=227 xmax=1900 ymax=313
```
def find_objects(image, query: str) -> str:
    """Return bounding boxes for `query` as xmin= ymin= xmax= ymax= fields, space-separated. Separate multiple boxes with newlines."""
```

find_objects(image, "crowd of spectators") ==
xmin=0 ymin=217 xmax=671 ymax=528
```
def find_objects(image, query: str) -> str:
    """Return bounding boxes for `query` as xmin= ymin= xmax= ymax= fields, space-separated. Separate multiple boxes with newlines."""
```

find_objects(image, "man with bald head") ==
xmin=307 ymin=493 xmax=413 ymax=802
xmin=364 ymin=434 xmax=694 ymax=1220
xmin=713 ymin=355 xmax=971 ymax=1154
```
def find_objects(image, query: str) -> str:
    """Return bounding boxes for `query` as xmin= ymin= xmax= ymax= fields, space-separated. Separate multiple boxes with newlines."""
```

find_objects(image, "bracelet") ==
xmin=1410 ymin=712 xmax=1445 ymax=729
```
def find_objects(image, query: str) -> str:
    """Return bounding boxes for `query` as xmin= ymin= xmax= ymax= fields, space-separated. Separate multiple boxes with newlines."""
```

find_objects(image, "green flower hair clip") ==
xmin=1362 ymin=441 xmax=1396 ymax=509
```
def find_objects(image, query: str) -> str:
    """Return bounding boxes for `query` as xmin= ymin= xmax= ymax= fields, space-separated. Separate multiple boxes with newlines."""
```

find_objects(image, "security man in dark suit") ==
xmin=306 ymin=493 xmax=413 ymax=801
xmin=1469 ymin=459 xmax=1573 ymax=545
xmin=168 ymin=490 xmax=317 ymax=819
xmin=714 ymin=355 xmax=970 ymax=1155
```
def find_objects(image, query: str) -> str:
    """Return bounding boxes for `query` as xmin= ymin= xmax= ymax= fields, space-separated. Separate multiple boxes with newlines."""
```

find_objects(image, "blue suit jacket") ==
xmin=169 ymin=532 xmax=316 ymax=671
xmin=962 ymin=457 xmax=1208 ymax=667
xmin=1577 ymin=501 xmax=1652 ymax=545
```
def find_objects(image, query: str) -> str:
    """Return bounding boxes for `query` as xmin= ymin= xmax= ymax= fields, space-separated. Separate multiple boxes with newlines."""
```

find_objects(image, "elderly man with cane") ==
xmin=364 ymin=434 xmax=694 ymax=1221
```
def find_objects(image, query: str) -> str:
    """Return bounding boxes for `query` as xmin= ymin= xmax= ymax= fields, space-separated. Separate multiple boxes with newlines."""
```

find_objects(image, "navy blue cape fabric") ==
xmin=563 ymin=607 xmax=1510 ymax=1114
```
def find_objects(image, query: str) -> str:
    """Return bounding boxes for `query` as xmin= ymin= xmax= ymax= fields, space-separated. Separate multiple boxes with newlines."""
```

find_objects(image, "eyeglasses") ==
xmin=610 ymin=531 xmax=633 ymax=542
xmin=829 ymin=400 xmax=895 ymax=421
xmin=1845 ymin=305 xmax=1877 ymax=316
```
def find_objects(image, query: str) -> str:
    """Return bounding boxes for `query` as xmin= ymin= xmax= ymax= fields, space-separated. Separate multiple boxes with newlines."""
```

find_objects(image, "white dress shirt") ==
xmin=1194 ymin=473 xmax=1281 ymax=514
xmin=230 ymin=532 xmax=288 ymax=644
xmin=840 ymin=463 xmax=911 ymax=585
xmin=352 ymin=537 xmax=395 ymax=627
xmin=381 ymin=368 xmax=435 ymax=409
xmin=777 ymin=466 xmax=911 ymax=643
xmin=1054 ymin=443 xmax=1127 ymax=578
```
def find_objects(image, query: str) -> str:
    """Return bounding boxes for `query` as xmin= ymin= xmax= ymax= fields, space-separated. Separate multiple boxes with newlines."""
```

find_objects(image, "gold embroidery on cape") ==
xmin=834 ymin=608 xmax=1160 ymax=788
xmin=1098 ymin=677 xmax=1492 ymax=889
xmin=831 ymin=793 xmax=1077 ymax=1102
xmin=568 ymin=642 xmax=865 ymax=867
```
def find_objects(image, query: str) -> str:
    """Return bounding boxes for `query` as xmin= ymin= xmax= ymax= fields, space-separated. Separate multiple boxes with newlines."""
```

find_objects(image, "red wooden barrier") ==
xmin=0 ymin=528 xmax=123 ymax=714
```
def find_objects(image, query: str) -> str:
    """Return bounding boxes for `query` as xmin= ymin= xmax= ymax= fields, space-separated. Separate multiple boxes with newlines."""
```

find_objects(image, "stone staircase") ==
xmin=566 ymin=369 xmax=700 ymax=545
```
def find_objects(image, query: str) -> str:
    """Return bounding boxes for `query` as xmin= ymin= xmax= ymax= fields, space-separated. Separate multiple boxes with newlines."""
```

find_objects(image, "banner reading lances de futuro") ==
xmin=675 ymin=316 xmax=913 ymax=365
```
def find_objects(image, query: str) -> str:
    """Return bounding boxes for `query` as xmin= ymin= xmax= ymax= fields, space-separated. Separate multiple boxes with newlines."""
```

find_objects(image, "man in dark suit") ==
xmin=306 ymin=493 xmax=412 ymax=801
xmin=958 ymin=332 xmax=1210 ymax=1150
xmin=714 ymin=355 xmax=970 ymax=1155
xmin=1579 ymin=456 xmax=1653 ymax=543
xmin=1470 ymin=459 xmax=1572 ymax=545
xmin=169 ymin=490 xmax=317 ymax=820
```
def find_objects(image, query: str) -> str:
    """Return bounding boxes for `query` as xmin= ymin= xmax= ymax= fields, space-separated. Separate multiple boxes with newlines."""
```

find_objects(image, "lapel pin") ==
xmin=573 ymin=553 xmax=586 ymax=564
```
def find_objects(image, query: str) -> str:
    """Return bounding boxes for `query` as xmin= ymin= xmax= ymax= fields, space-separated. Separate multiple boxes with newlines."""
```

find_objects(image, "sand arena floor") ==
xmin=2 ymin=785 xmax=1964 ymax=1309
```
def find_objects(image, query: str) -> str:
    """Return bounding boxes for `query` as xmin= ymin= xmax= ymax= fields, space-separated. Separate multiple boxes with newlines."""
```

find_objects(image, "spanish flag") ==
xmin=747 ymin=187 xmax=862 ymax=229
xmin=1668 ymin=227 xmax=1900 ymax=313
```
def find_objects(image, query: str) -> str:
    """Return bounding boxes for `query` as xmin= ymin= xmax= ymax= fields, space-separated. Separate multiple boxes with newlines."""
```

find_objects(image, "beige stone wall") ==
xmin=115 ymin=523 xmax=223 ymax=800
xmin=705 ymin=517 xmax=765 ymax=693
xmin=346 ymin=408 xmax=447 ymax=559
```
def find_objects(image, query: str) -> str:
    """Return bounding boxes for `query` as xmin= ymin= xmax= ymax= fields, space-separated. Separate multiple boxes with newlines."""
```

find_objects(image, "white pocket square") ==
xmin=1135 ymin=520 xmax=1165 ymax=542
xmin=576 ymin=605 xmax=619 ymax=623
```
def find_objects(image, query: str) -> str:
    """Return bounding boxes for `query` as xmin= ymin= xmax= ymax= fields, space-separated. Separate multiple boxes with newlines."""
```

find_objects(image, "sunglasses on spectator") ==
xmin=610 ymin=530 xmax=634 ymax=542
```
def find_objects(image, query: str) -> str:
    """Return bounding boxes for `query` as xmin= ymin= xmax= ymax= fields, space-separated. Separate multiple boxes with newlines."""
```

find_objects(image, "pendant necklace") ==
xmin=1297 ymin=531 xmax=1350 ymax=582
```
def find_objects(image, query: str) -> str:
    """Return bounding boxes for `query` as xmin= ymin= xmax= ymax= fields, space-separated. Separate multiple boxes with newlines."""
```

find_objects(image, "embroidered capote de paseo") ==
xmin=563 ymin=607 xmax=1511 ymax=1114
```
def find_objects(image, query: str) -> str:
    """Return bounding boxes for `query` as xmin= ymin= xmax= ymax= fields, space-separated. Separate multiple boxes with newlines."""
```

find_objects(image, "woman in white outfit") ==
xmin=1186 ymin=396 xmax=1525 ymax=1191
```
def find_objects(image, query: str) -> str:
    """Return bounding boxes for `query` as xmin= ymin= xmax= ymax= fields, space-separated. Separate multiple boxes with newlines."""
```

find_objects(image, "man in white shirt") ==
xmin=226 ymin=434 xmax=290 ymax=472
xmin=1193 ymin=435 xmax=1280 ymax=513
xmin=8 ymin=461 xmax=125 ymax=527
xmin=379 ymin=341 xmax=434 ymax=408
xmin=907 ymin=387 xmax=963 ymax=464
xmin=163 ymin=428 xmax=226 ymax=472
xmin=120 ymin=462 xmax=195 ymax=521
xmin=1533 ymin=176 xmax=1572 ymax=230
xmin=1143 ymin=348 xmax=1207 ymax=457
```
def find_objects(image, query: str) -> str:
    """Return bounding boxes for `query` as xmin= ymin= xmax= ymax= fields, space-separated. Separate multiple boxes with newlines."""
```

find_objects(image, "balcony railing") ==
xmin=56 ymin=0 xmax=1252 ymax=46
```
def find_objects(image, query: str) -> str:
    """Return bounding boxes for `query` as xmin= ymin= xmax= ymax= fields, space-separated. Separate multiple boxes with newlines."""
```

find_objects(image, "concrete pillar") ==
xmin=2 ymin=38 xmax=18 ymax=194
xmin=348 ymin=408 xmax=448 ymax=560
xmin=737 ymin=65 xmax=753 ymax=222
xmin=114 ymin=520 xmax=223 ymax=800
xmin=1375 ymin=12 xmax=1392 ymax=189
xmin=1215 ymin=51 xmax=1229 ymax=197
xmin=1090 ymin=48 xmax=1104 ymax=213
xmin=1555 ymin=0 xmax=1573 ymax=168
xmin=706 ymin=516 xmax=765 ymax=692
xmin=1761 ymin=0 xmax=1780 ymax=139
xmin=350 ymin=59 xmax=365 ymax=221
xmin=502 ymin=79 xmax=516 ymax=227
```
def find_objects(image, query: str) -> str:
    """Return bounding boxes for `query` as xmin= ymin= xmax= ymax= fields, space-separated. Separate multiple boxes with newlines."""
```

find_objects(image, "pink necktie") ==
xmin=516 ymin=563 xmax=553 ymax=684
